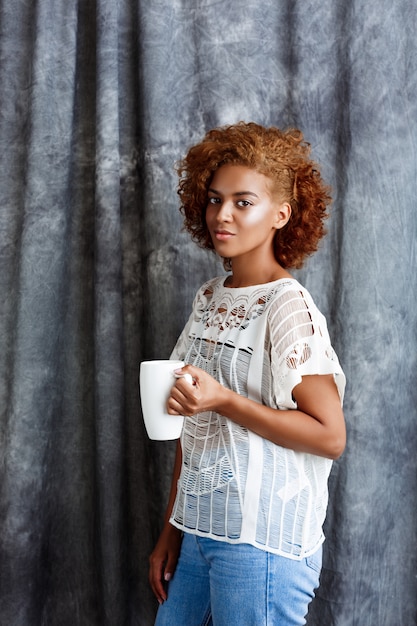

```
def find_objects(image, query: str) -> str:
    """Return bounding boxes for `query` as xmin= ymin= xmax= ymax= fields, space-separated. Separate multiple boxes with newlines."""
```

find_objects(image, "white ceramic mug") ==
xmin=139 ymin=359 xmax=192 ymax=440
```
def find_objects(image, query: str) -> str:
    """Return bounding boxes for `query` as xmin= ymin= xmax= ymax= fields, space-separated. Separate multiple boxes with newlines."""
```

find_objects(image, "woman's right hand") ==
xmin=149 ymin=523 xmax=183 ymax=604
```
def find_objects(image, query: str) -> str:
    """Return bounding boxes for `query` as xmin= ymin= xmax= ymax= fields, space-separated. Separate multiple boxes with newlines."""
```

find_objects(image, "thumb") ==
xmin=164 ymin=553 xmax=179 ymax=582
xmin=174 ymin=365 xmax=196 ymax=386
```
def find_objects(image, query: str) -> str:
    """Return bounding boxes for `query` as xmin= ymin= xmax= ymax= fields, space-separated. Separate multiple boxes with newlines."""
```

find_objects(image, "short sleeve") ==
xmin=268 ymin=287 xmax=346 ymax=409
xmin=170 ymin=278 xmax=217 ymax=361
xmin=170 ymin=311 xmax=193 ymax=361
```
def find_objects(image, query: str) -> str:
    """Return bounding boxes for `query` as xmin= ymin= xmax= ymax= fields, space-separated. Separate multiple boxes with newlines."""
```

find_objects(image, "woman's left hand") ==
xmin=167 ymin=365 xmax=225 ymax=417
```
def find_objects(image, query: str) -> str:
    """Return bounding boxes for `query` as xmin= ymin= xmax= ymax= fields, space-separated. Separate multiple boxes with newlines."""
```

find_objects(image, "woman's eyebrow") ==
xmin=208 ymin=187 xmax=259 ymax=198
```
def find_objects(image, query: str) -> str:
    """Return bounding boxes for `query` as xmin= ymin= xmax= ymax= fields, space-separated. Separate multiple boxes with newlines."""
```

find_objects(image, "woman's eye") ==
xmin=237 ymin=200 xmax=251 ymax=207
xmin=208 ymin=197 xmax=220 ymax=204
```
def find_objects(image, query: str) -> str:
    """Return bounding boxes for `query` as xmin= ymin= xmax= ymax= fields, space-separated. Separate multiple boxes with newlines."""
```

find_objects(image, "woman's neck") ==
xmin=224 ymin=259 xmax=292 ymax=288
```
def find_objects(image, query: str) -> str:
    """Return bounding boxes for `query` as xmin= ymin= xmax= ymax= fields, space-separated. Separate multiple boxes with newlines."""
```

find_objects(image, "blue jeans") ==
xmin=154 ymin=532 xmax=322 ymax=626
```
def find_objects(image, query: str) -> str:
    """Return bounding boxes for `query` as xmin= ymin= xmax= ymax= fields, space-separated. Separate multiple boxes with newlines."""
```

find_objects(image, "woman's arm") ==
xmin=149 ymin=440 xmax=183 ymax=604
xmin=169 ymin=367 xmax=346 ymax=460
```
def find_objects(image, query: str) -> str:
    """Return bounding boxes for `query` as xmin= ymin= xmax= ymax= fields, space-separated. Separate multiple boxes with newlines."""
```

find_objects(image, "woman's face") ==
xmin=205 ymin=164 xmax=290 ymax=265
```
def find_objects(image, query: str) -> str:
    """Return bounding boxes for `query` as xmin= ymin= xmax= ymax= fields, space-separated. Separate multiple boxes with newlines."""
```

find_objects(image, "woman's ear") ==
xmin=274 ymin=202 xmax=291 ymax=230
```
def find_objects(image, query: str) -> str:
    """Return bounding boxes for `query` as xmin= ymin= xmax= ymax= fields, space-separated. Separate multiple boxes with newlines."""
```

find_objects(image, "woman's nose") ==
xmin=216 ymin=201 xmax=233 ymax=222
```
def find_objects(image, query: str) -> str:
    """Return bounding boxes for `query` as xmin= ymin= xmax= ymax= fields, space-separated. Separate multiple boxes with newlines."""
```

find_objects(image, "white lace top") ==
xmin=170 ymin=276 xmax=345 ymax=559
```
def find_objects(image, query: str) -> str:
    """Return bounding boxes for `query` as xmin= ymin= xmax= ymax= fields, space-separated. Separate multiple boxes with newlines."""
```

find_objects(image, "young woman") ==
xmin=149 ymin=122 xmax=346 ymax=625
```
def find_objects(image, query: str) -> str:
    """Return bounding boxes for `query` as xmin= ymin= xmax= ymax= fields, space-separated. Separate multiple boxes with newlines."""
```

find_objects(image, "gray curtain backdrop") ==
xmin=0 ymin=0 xmax=416 ymax=624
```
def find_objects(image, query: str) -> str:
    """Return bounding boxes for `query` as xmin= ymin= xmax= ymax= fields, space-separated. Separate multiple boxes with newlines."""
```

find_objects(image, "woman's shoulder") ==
xmin=267 ymin=277 xmax=317 ymax=302
xmin=265 ymin=279 xmax=326 ymax=328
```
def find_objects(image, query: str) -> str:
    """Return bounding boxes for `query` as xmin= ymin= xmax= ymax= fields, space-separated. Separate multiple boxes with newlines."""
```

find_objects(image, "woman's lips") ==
xmin=214 ymin=230 xmax=235 ymax=241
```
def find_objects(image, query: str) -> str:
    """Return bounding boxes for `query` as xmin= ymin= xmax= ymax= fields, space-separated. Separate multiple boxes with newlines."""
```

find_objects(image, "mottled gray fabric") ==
xmin=0 ymin=0 xmax=416 ymax=624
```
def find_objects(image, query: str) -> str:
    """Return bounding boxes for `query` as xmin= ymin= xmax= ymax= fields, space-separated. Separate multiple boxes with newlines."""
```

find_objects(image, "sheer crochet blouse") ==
xmin=170 ymin=276 xmax=345 ymax=559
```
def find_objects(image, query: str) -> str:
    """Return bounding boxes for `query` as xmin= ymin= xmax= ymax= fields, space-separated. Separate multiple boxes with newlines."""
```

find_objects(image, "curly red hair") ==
xmin=177 ymin=122 xmax=331 ymax=269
